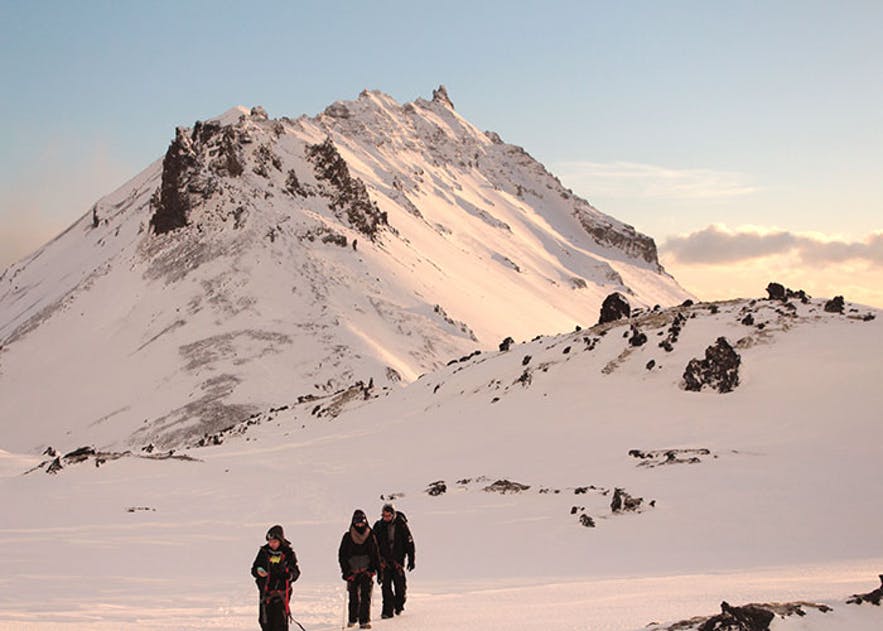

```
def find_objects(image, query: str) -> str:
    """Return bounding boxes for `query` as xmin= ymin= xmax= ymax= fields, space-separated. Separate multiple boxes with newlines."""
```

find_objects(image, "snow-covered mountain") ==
xmin=0 ymin=86 xmax=689 ymax=452
xmin=0 ymin=292 xmax=880 ymax=630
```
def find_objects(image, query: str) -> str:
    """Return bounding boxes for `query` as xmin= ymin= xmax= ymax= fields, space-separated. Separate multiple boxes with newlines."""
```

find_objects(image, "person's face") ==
xmin=382 ymin=510 xmax=393 ymax=522
xmin=268 ymin=538 xmax=281 ymax=550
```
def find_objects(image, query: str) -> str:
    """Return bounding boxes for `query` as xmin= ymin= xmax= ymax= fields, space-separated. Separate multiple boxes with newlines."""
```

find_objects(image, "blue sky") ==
xmin=1 ymin=0 xmax=881 ymax=305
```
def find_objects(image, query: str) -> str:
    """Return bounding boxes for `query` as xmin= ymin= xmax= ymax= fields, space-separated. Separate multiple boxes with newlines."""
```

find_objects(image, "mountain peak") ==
xmin=0 ymin=85 xmax=692 ymax=450
xmin=432 ymin=84 xmax=455 ymax=109
xmin=208 ymin=105 xmax=251 ymax=126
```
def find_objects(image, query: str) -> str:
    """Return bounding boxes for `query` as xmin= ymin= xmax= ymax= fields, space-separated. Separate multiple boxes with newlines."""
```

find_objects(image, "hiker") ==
xmin=372 ymin=503 xmax=415 ymax=618
xmin=339 ymin=509 xmax=381 ymax=629
xmin=251 ymin=524 xmax=301 ymax=631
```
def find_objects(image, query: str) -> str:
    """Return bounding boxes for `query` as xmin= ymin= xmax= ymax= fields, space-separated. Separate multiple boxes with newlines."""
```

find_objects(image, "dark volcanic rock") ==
xmin=824 ymin=295 xmax=845 ymax=313
xmin=578 ymin=514 xmax=595 ymax=528
xmin=150 ymin=122 xmax=245 ymax=235
xmin=683 ymin=337 xmax=741 ymax=393
xmin=847 ymin=574 xmax=883 ymax=605
xmin=306 ymin=137 xmax=388 ymax=239
xmin=767 ymin=282 xmax=811 ymax=304
xmin=499 ymin=336 xmax=515 ymax=352
xmin=766 ymin=282 xmax=786 ymax=301
xmin=698 ymin=602 xmax=775 ymax=631
xmin=611 ymin=487 xmax=643 ymax=513
xmin=599 ymin=292 xmax=631 ymax=325
xmin=483 ymin=479 xmax=530 ymax=494
xmin=150 ymin=127 xmax=199 ymax=234
xmin=628 ymin=325 xmax=647 ymax=347
xmin=426 ymin=480 xmax=447 ymax=497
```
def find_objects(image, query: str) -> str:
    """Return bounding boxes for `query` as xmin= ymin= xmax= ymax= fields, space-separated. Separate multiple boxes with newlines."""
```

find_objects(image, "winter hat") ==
xmin=351 ymin=509 xmax=368 ymax=526
xmin=381 ymin=503 xmax=396 ymax=517
xmin=266 ymin=524 xmax=290 ymax=545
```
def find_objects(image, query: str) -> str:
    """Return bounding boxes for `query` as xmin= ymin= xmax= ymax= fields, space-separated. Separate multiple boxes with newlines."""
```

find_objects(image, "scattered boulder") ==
xmin=698 ymin=602 xmax=775 ymax=631
xmin=629 ymin=448 xmax=711 ymax=467
xmin=683 ymin=337 xmax=741 ymax=393
xmin=578 ymin=514 xmax=596 ymax=528
xmin=767 ymin=282 xmax=811 ymax=304
xmin=611 ymin=487 xmax=644 ymax=513
xmin=483 ymin=479 xmax=530 ymax=494
xmin=824 ymin=295 xmax=845 ymax=313
xmin=599 ymin=292 xmax=631 ymax=325
xmin=741 ymin=313 xmax=755 ymax=326
xmin=64 ymin=446 xmax=97 ymax=464
xmin=628 ymin=325 xmax=647 ymax=347
xmin=426 ymin=480 xmax=447 ymax=497
xmin=499 ymin=336 xmax=515 ymax=352
xmin=766 ymin=282 xmax=787 ymax=301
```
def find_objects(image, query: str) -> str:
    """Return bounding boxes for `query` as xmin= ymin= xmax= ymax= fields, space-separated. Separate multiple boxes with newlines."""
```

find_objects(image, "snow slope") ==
xmin=0 ymin=295 xmax=880 ymax=630
xmin=0 ymin=87 xmax=689 ymax=452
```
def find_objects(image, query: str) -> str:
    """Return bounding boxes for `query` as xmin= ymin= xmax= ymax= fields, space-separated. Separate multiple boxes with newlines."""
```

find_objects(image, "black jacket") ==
xmin=372 ymin=512 xmax=414 ymax=567
xmin=251 ymin=543 xmax=301 ymax=594
xmin=338 ymin=527 xmax=381 ymax=578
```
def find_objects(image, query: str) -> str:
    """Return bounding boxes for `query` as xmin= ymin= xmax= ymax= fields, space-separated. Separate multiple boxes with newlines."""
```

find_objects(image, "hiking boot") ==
xmin=381 ymin=612 xmax=393 ymax=618
xmin=347 ymin=623 xmax=356 ymax=628
xmin=394 ymin=608 xmax=402 ymax=615
xmin=360 ymin=624 xmax=372 ymax=629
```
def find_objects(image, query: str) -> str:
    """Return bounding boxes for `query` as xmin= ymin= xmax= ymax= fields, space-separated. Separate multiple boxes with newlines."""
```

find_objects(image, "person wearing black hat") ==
xmin=338 ymin=509 xmax=381 ymax=629
xmin=372 ymin=503 xmax=415 ymax=618
xmin=251 ymin=524 xmax=301 ymax=631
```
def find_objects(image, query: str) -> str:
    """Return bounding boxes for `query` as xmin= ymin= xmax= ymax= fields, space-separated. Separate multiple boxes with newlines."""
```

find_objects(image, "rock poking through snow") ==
xmin=599 ymin=292 xmax=631 ymax=325
xmin=683 ymin=337 xmax=741 ymax=394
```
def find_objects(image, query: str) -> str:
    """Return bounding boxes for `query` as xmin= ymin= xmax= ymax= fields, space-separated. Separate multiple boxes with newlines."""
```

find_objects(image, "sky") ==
xmin=1 ymin=0 xmax=881 ymax=306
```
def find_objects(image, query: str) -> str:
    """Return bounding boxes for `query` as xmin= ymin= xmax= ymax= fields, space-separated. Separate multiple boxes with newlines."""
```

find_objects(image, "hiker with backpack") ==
xmin=338 ymin=509 xmax=381 ymax=629
xmin=373 ymin=503 xmax=415 ymax=619
xmin=251 ymin=524 xmax=301 ymax=631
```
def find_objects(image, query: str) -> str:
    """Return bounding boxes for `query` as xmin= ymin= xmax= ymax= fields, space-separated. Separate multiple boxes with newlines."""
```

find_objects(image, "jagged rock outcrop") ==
xmin=599 ymin=292 xmax=631 ymax=325
xmin=576 ymin=214 xmax=660 ymax=266
xmin=432 ymin=84 xmax=455 ymax=109
xmin=306 ymin=137 xmax=388 ymax=239
xmin=683 ymin=337 xmax=741 ymax=393
xmin=149 ymin=121 xmax=245 ymax=235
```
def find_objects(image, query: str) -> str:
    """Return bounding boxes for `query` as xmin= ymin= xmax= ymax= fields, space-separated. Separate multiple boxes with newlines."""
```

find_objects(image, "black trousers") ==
xmin=259 ymin=595 xmax=289 ymax=631
xmin=380 ymin=565 xmax=407 ymax=616
xmin=347 ymin=573 xmax=373 ymax=624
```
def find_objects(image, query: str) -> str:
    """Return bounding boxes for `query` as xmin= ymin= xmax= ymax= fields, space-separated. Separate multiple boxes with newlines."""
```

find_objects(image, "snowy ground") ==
xmin=1 ymin=566 xmax=880 ymax=630
xmin=1 ymin=299 xmax=881 ymax=630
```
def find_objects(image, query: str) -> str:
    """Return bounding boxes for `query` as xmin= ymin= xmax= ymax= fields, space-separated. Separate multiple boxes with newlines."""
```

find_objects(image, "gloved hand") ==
xmin=407 ymin=559 xmax=415 ymax=572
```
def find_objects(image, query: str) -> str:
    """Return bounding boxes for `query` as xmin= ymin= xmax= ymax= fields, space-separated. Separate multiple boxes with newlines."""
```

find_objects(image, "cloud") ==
xmin=552 ymin=160 xmax=758 ymax=200
xmin=663 ymin=225 xmax=883 ymax=267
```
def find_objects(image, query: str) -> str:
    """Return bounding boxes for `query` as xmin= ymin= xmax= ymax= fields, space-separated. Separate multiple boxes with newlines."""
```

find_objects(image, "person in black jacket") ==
xmin=338 ymin=509 xmax=381 ymax=629
xmin=372 ymin=503 xmax=415 ymax=618
xmin=251 ymin=524 xmax=301 ymax=631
